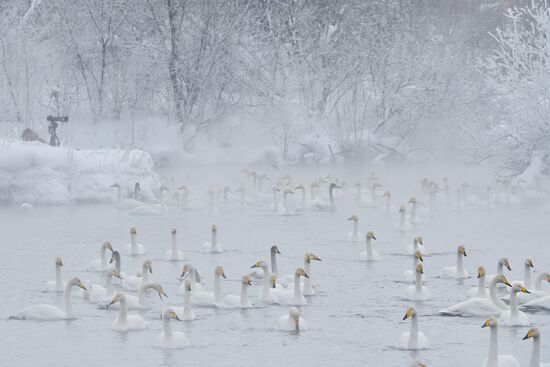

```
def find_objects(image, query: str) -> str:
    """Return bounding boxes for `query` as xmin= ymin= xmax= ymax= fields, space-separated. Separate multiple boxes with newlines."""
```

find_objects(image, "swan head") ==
xmin=295 ymin=267 xmax=309 ymax=278
xmin=270 ymin=274 xmax=278 ymax=288
xmin=481 ymin=317 xmax=497 ymax=329
xmin=184 ymin=279 xmax=192 ymax=292
xmin=523 ymin=328 xmax=539 ymax=340
xmin=399 ymin=205 xmax=406 ymax=213
xmin=212 ymin=224 xmax=217 ymax=233
xmin=494 ymin=274 xmax=512 ymax=287
xmin=347 ymin=214 xmax=358 ymax=221
xmin=55 ymin=257 xmax=63 ymax=267
xmin=403 ymin=307 xmax=417 ymax=320
xmin=329 ymin=183 xmax=341 ymax=191
xmin=108 ymin=292 xmax=125 ymax=306
xmin=215 ymin=266 xmax=226 ymax=278
xmin=177 ymin=184 xmax=188 ymax=192
xmin=149 ymin=283 xmax=168 ymax=299
xmin=458 ymin=245 xmax=467 ymax=257
xmin=525 ymin=259 xmax=534 ymax=268
xmin=289 ymin=306 xmax=301 ymax=323
xmin=270 ymin=245 xmax=281 ymax=255
xmin=70 ymin=277 xmax=87 ymax=290
xmin=144 ymin=260 xmax=153 ymax=274
xmin=242 ymin=275 xmax=252 ymax=286
xmin=408 ymin=197 xmax=417 ymax=204
xmin=164 ymin=308 xmax=181 ymax=321
xmin=499 ymin=257 xmax=511 ymax=271
xmin=305 ymin=253 xmax=321 ymax=263
xmin=414 ymin=236 xmax=423 ymax=245
xmin=477 ymin=266 xmax=486 ymax=279
xmin=172 ymin=227 xmax=177 ymax=235
xmin=110 ymin=183 xmax=120 ymax=189
xmin=109 ymin=269 xmax=123 ymax=279
xmin=109 ymin=251 xmax=120 ymax=263
xmin=180 ymin=264 xmax=192 ymax=278
xmin=511 ymin=282 xmax=531 ymax=294
xmin=383 ymin=190 xmax=391 ymax=198
xmin=130 ymin=227 xmax=137 ymax=235
xmin=415 ymin=251 xmax=423 ymax=262
xmin=103 ymin=242 xmax=113 ymax=251
xmin=250 ymin=261 xmax=267 ymax=269
xmin=416 ymin=264 xmax=424 ymax=274
xmin=366 ymin=231 xmax=376 ymax=240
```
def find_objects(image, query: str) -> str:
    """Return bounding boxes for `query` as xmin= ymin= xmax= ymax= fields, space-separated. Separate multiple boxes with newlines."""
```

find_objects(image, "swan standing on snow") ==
xmin=347 ymin=214 xmax=364 ymax=242
xmin=278 ymin=268 xmax=309 ymax=306
xmin=399 ymin=307 xmax=430 ymax=350
xmin=123 ymin=259 xmax=153 ymax=291
xmin=12 ymin=277 xmax=87 ymax=320
xmin=498 ymin=283 xmax=531 ymax=326
xmin=439 ymin=245 xmax=469 ymax=279
xmin=405 ymin=264 xmax=431 ymax=301
xmin=250 ymin=261 xmax=278 ymax=304
xmin=126 ymin=227 xmax=147 ymax=255
xmin=108 ymin=293 xmax=148 ymax=331
xmin=523 ymin=328 xmax=550 ymax=367
xmin=439 ymin=274 xmax=512 ymax=317
xmin=87 ymin=241 xmax=114 ymax=272
xmin=481 ymin=317 xmax=519 ymax=367
xmin=405 ymin=236 xmax=425 ymax=255
xmin=44 ymin=256 xmax=65 ymax=293
xmin=403 ymin=251 xmax=424 ymax=283
xmin=216 ymin=275 xmax=253 ymax=309
xmin=101 ymin=283 xmax=167 ymax=310
xmin=165 ymin=227 xmax=184 ymax=261
xmin=192 ymin=266 xmax=226 ymax=307
xmin=158 ymin=309 xmax=189 ymax=349
xmin=202 ymin=224 xmax=222 ymax=253
xmin=277 ymin=307 xmax=308 ymax=332
xmin=359 ymin=231 xmax=381 ymax=262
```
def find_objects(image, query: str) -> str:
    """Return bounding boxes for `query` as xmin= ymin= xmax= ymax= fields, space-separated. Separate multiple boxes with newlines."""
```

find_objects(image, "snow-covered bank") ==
xmin=0 ymin=141 xmax=159 ymax=205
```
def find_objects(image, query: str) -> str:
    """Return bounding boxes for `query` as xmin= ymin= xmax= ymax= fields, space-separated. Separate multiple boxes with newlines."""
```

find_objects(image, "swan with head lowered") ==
xmin=201 ymin=224 xmax=222 ymax=253
xmin=439 ymin=245 xmax=469 ymax=279
xmin=405 ymin=264 xmax=431 ymax=301
xmin=165 ymin=227 xmax=184 ymax=261
xmin=87 ymin=241 xmax=114 ymax=272
xmin=100 ymin=282 xmax=167 ymax=310
xmin=215 ymin=275 xmax=254 ymax=309
xmin=439 ymin=274 xmax=512 ymax=317
xmin=157 ymin=309 xmax=189 ymax=349
xmin=250 ymin=261 xmax=278 ymax=304
xmin=44 ymin=256 xmax=65 ymax=293
xmin=191 ymin=266 xmax=226 ymax=307
xmin=278 ymin=268 xmax=309 ymax=306
xmin=359 ymin=231 xmax=381 ymax=262
xmin=481 ymin=317 xmax=519 ymax=367
xmin=122 ymin=259 xmax=153 ymax=291
xmin=108 ymin=293 xmax=148 ymax=331
xmin=12 ymin=277 xmax=87 ymax=320
xmin=523 ymin=328 xmax=550 ymax=367
xmin=277 ymin=307 xmax=308 ymax=332
xmin=126 ymin=227 xmax=147 ymax=255
xmin=403 ymin=251 xmax=424 ymax=283
xmin=498 ymin=282 xmax=531 ymax=326
xmin=399 ymin=307 xmax=430 ymax=350
xmin=346 ymin=214 xmax=364 ymax=242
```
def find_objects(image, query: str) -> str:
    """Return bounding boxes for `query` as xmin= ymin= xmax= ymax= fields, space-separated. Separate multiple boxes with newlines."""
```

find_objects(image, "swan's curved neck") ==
xmin=240 ymin=284 xmax=249 ymax=307
xmin=490 ymin=279 xmax=509 ymax=310
xmin=101 ymin=244 xmax=107 ymax=267
xmin=510 ymin=291 xmax=519 ymax=317
xmin=118 ymin=296 xmax=128 ymax=323
xmin=214 ymin=273 xmax=222 ymax=302
xmin=415 ymin=271 xmax=422 ymax=294
xmin=366 ymin=238 xmax=374 ymax=259
xmin=329 ymin=188 xmax=335 ymax=212
xmin=457 ymin=253 xmax=464 ymax=275
xmin=106 ymin=273 xmax=114 ymax=295
xmin=478 ymin=276 xmax=487 ymax=297
xmin=141 ymin=264 xmax=150 ymax=284
xmin=261 ymin=267 xmax=270 ymax=301
xmin=530 ymin=336 xmax=541 ymax=367
xmin=352 ymin=220 xmax=358 ymax=236
xmin=163 ymin=314 xmax=173 ymax=339
xmin=131 ymin=233 xmax=137 ymax=253
xmin=211 ymin=231 xmax=217 ymax=252
xmin=303 ymin=261 xmax=312 ymax=290
xmin=525 ymin=265 xmax=532 ymax=289
xmin=184 ymin=288 xmax=192 ymax=318
xmin=56 ymin=264 xmax=63 ymax=290
xmin=534 ymin=273 xmax=547 ymax=291
xmin=64 ymin=281 xmax=75 ymax=316
xmin=271 ymin=252 xmax=278 ymax=275
xmin=171 ymin=232 xmax=178 ymax=257
xmin=409 ymin=314 xmax=419 ymax=348
xmin=294 ymin=273 xmax=302 ymax=301
xmin=488 ymin=326 xmax=498 ymax=367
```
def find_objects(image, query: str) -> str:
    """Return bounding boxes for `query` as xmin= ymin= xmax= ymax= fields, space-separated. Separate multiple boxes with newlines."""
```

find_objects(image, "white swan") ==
xmin=173 ymin=279 xmax=197 ymax=320
xmin=405 ymin=264 xmax=431 ymax=301
xmin=123 ymin=259 xmax=153 ymax=291
xmin=101 ymin=283 xmax=167 ymax=310
xmin=201 ymin=224 xmax=222 ymax=253
xmin=383 ymin=191 xmax=395 ymax=215
xmin=522 ymin=274 xmax=550 ymax=310
xmin=126 ymin=227 xmax=147 ymax=255
xmin=157 ymin=309 xmax=189 ymax=349
xmin=516 ymin=259 xmax=534 ymax=289
xmin=216 ymin=275 xmax=253 ymax=309
xmin=128 ymin=185 xmax=169 ymax=216
xmin=108 ymin=293 xmax=148 ymax=331
xmin=498 ymin=283 xmax=531 ymax=326
xmin=487 ymin=257 xmax=512 ymax=283
xmin=81 ymin=269 xmax=122 ymax=303
xmin=439 ymin=274 xmax=512 ymax=317
xmin=481 ymin=317 xmax=519 ymax=367
xmin=359 ymin=231 xmax=381 ymax=262
xmin=310 ymin=183 xmax=340 ymax=212
xmin=191 ymin=266 xmax=226 ymax=307
xmin=278 ymin=268 xmax=309 ymax=306
xmin=165 ymin=227 xmax=185 ymax=261
xmin=277 ymin=307 xmax=308 ymax=332
xmin=109 ymin=251 xmax=126 ymax=279
xmin=250 ymin=261 xmax=278 ymax=304
xmin=111 ymin=183 xmax=142 ymax=209
xmin=408 ymin=197 xmax=422 ymax=224
xmin=399 ymin=307 xmax=430 ymax=350
xmin=346 ymin=214 xmax=364 ymax=242
xmin=405 ymin=236 xmax=425 ymax=255
xmin=44 ymin=256 xmax=65 ymax=293
xmin=11 ymin=277 xmax=87 ymax=320
xmin=284 ymin=253 xmax=321 ymax=296
xmin=523 ymin=328 xmax=550 ymax=367
xmin=396 ymin=205 xmax=413 ymax=232
xmin=403 ymin=251 xmax=424 ymax=283
xmin=87 ymin=241 xmax=114 ymax=272
xmin=468 ymin=266 xmax=490 ymax=297
xmin=439 ymin=245 xmax=469 ymax=279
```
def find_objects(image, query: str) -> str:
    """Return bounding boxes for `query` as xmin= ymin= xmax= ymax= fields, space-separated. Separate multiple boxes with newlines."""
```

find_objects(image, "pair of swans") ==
xmin=102 ymin=282 xmax=167 ymax=310
xmin=359 ymin=231 xmax=381 ymax=262
xmin=87 ymin=241 xmax=114 ymax=272
xmin=165 ymin=227 xmax=185 ymax=261
xmin=12 ymin=277 xmax=87 ymax=320
xmin=202 ymin=224 xmax=222 ymax=253
xmin=277 ymin=307 xmax=308 ymax=332
xmin=127 ymin=227 xmax=147 ymax=255
xmin=399 ymin=307 xmax=429 ymax=350
xmin=439 ymin=245 xmax=469 ymax=279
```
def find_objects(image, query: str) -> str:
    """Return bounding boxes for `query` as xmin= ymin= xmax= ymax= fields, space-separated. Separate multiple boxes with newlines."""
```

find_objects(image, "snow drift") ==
xmin=0 ymin=141 xmax=160 ymax=205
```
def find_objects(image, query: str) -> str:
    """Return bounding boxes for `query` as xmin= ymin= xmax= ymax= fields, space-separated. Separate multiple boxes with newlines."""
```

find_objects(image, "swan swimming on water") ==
xmin=81 ymin=269 xmax=122 ymax=303
xmin=399 ymin=307 xmax=430 ymax=350
xmin=216 ymin=275 xmax=254 ymax=309
xmin=87 ymin=241 xmax=114 ymax=272
xmin=178 ymin=264 xmax=205 ymax=294
xmin=126 ymin=227 xmax=147 ymax=255
xmin=109 ymin=251 xmax=126 ymax=279
xmin=202 ymin=224 xmax=222 ymax=253
xmin=173 ymin=279 xmax=197 ymax=320
xmin=346 ymin=214 xmax=364 ymax=242
xmin=277 ymin=307 xmax=308 ymax=332
xmin=396 ymin=205 xmax=413 ymax=232
xmin=101 ymin=282 xmax=167 ymax=310
xmin=44 ymin=256 xmax=65 ymax=293
xmin=158 ymin=309 xmax=189 ymax=349
xmin=522 ymin=274 xmax=550 ymax=310
xmin=523 ymin=328 xmax=550 ymax=367
xmin=123 ymin=259 xmax=153 ymax=291
xmin=250 ymin=261 xmax=278 ymax=304
xmin=498 ymin=282 xmax=531 ymax=326
xmin=108 ymin=292 xmax=148 ymax=331
xmin=165 ymin=227 xmax=185 ymax=261
xmin=405 ymin=264 xmax=431 ymax=301
xmin=481 ymin=317 xmax=519 ymax=367
xmin=403 ymin=250 xmax=424 ymax=283
xmin=12 ymin=277 xmax=87 ymax=320
xmin=110 ymin=183 xmax=142 ymax=209
xmin=278 ymin=268 xmax=309 ymax=306
xmin=405 ymin=236 xmax=425 ymax=255
xmin=439 ymin=245 xmax=469 ymax=279
xmin=359 ymin=231 xmax=381 ymax=262
xmin=192 ymin=266 xmax=226 ymax=307
xmin=284 ymin=253 xmax=321 ymax=295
